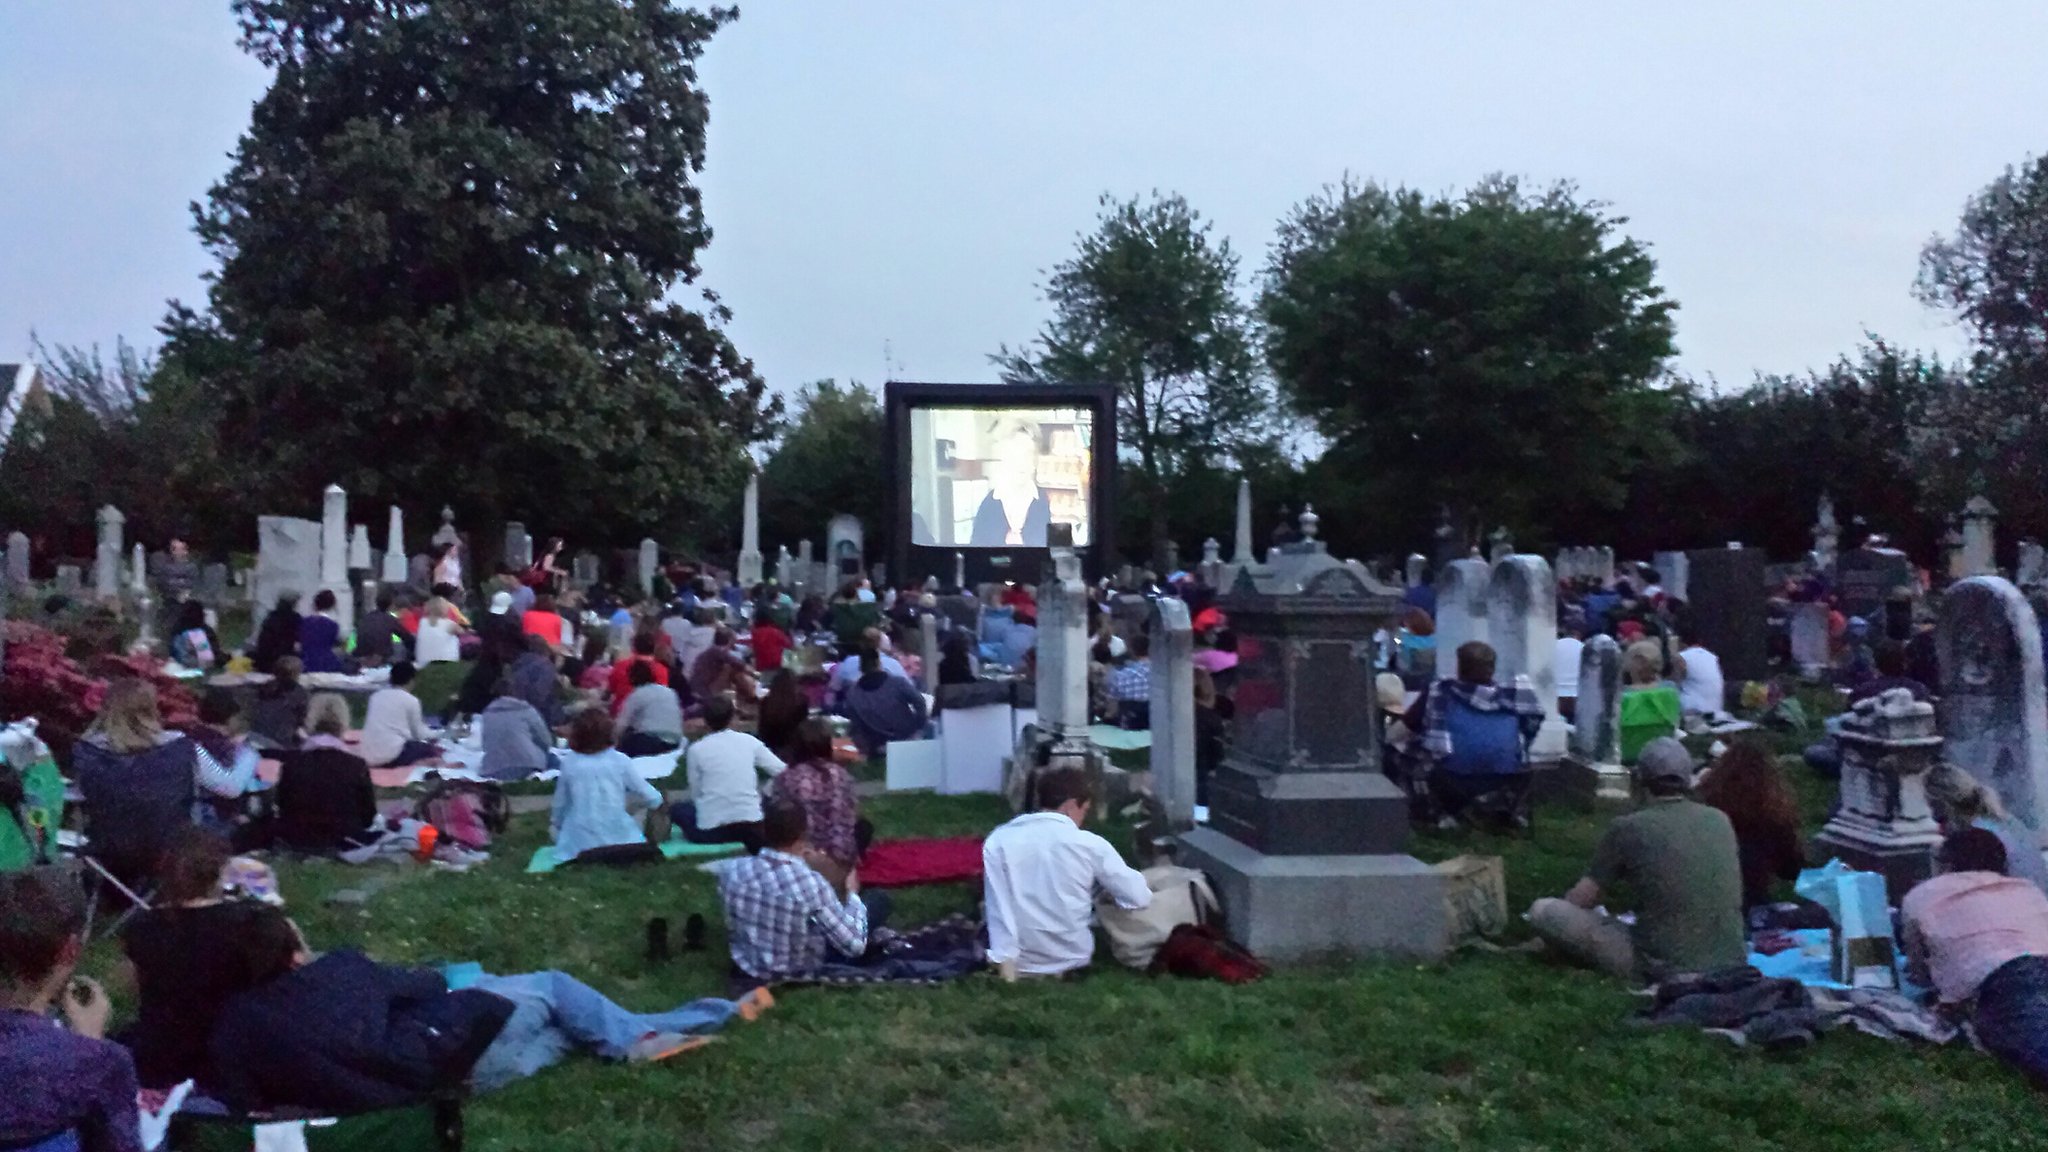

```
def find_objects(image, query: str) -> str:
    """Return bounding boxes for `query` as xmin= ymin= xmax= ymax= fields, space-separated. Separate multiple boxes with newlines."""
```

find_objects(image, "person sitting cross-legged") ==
xmin=983 ymin=766 xmax=1151 ymax=979
xmin=551 ymin=709 xmax=664 ymax=865
xmin=275 ymin=693 xmax=378 ymax=855
xmin=0 ymin=871 xmax=142 ymax=1152
xmin=1408 ymin=641 xmax=1544 ymax=824
xmin=479 ymin=676 xmax=558 ymax=782
xmin=838 ymin=646 xmax=930 ymax=759
xmin=358 ymin=661 xmax=442 ymax=769
xmin=718 ymin=799 xmax=878 ymax=994
xmin=1527 ymin=737 xmax=1746 ymax=983
xmin=1901 ymin=827 xmax=2048 ymax=1086
xmin=671 ymin=696 xmax=784 ymax=853
xmin=613 ymin=659 xmax=684 ymax=758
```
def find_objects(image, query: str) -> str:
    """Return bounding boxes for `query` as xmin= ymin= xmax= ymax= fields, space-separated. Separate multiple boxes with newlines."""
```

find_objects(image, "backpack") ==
xmin=411 ymin=780 xmax=509 ymax=851
xmin=1148 ymin=923 xmax=1268 ymax=984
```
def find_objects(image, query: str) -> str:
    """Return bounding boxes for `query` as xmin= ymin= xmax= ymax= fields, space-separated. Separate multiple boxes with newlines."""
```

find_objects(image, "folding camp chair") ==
xmin=1427 ymin=693 xmax=1535 ymax=835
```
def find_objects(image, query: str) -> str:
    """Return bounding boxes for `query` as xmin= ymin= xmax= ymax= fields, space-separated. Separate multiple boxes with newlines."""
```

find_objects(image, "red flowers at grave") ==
xmin=0 ymin=621 xmax=198 ymax=760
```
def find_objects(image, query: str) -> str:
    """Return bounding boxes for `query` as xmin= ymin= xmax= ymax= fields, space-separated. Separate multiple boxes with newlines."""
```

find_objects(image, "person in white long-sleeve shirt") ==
xmin=671 ymin=696 xmax=785 ymax=853
xmin=983 ymin=767 xmax=1151 ymax=977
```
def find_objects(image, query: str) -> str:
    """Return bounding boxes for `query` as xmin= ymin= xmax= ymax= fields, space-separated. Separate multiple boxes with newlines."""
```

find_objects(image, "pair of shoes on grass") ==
xmin=646 ymin=913 xmax=710 ymax=963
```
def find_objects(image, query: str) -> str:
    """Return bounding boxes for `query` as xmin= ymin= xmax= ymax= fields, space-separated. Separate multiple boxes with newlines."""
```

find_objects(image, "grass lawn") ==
xmin=93 ymin=674 xmax=2044 ymax=1150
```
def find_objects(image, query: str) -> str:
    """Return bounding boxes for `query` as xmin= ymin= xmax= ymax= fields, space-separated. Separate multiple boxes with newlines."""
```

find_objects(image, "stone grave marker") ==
xmin=5 ymin=531 xmax=27 ymax=589
xmin=382 ymin=506 xmax=408 ymax=584
xmin=1939 ymin=576 xmax=2048 ymax=833
xmin=56 ymin=565 xmax=82 ymax=596
xmin=1813 ymin=689 xmax=1946 ymax=900
xmin=254 ymin=516 xmax=323 ymax=613
xmin=1789 ymin=601 xmax=1831 ymax=677
xmin=94 ymin=505 xmax=124 ymax=600
xmin=197 ymin=564 xmax=229 ymax=605
xmin=1651 ymin=550 xmax=1688 ymax=601
xmin=2019 ymin=539 xmax=2047 ymax=590
xmin=637 ymin=539 xmax=658 ymax=596
xmin=1148 ymin=596 xmax=1196 ymax=829
xmin=1487 ymin=555 xmax=1566 ymax=759
xmin=1431 ymin=558 xmax=1491 ymax=679
xmin=1685 ymin=546 xmax=1769 ymax=683
xmin=1566 ymin=634 xmax=1626 ymax=801
xmin=1835 ymin=545 xmax=1913 ymax=622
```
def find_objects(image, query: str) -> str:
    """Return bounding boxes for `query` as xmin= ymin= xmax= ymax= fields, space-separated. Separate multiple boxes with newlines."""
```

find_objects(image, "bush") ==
xmin=1 ymin=621 xmax=197 ymax=761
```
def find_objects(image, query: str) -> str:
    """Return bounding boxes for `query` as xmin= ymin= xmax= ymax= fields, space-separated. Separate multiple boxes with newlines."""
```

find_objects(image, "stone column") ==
xmin=953 ymin=551 xmax=965 ymax=594
xmin=637 ymin=539 xmax=658 ymax=596
xmin=5 ymin=531 xmax=28 ymax=590
xmin=1939 ymin=576 xmax=2048 ymax=833
xmin=94 ymin=505 xmax=124 ymax=601
xmin=1232 ymin=478 xmax=1253 ymax=564
xmin=319 ymin=484 xmax=354 ymax=623
xmin=1961 ymin=496 xmax=1998 ymax=578
xmin=1404 ymin=553 xmax=1426 ymax=588
xmin=775 ymin=545 xmax=792 ymax=588
xmin=919 ymin=612 xmax=941 ymax=692
xmin=503 ymin=522 xmax=532 ymax=571
xmin=1034 ymin=548 xmax=1091 ymax=741
xmin=737 ymin=472 xmax=763 ymax=587
xmin=381 ymin=507 xmax=408 ymax=583
xmin=1148 ymin=596 xmax=1196 ymax=829
xmin=347 ymin=524 xmax=371 ymax=572
xmin=1431 ymin=558 xmax=1491 ymax=679
xmin=1567 ymin=635 xmax=1627 ymax=801
xmin=1813 ymin=493 xmax=1840 ymax=573
xmin=1487 ymin=555 xmax=1566 ymax=759
xmin=130 ymin=543 xmax=155 ymax=648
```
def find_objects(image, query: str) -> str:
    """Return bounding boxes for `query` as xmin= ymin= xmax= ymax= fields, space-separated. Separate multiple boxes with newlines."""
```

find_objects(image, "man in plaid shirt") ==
xmin=718 ymin=800 xmax=869 ymax=989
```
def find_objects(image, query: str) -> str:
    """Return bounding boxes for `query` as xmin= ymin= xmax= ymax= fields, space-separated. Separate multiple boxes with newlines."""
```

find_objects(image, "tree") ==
xmin=995 ymin=192 xmax=1277 ymax=570
xmin=174 ymin=0 xmax=774 ymax=553
xmin=757 ymin=380 xmax=887 ymax=563
xmin=1259 ymin=176 xmax=1679 ymax=552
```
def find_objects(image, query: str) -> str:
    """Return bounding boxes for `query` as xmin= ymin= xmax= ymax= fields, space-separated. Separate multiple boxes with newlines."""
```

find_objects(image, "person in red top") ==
xmin=751 ymin=615 xmax=793 ymax=674
xmin=1000 ymin=583 xmax=1036 ymax=612
xmin=608 ymin=631 xmax=670 ymax=716
xmin=522 ymin=594 xmax=567 ymax=651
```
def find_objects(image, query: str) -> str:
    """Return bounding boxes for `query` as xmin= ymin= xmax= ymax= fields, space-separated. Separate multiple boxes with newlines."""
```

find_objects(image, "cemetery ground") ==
xmin=81 ymin=677 xmax=2043 ymax=1151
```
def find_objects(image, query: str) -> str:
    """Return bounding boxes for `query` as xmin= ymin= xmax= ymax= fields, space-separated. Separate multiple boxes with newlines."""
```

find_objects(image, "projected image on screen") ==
xmin=909 ymin=406 xmax=1093 ymax=548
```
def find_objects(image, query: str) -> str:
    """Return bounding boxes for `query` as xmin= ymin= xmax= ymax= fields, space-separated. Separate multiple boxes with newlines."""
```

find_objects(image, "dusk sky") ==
xmin=5 ymin=2 xmax=2045 ymax=395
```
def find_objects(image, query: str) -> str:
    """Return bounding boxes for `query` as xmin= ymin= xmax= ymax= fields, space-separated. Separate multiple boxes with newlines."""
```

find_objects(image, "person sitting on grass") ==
xmin=751 ymin=611 xmax=793 ymax=674
xmin=838 ymin=647 xmax=930 ymax=759
xmin=1695 ymin=740 xmax=1806 ymax=919
xmin=671 ymin=695 xmax=784 ymax=854
xmin=249 ymin=592 xmax=301 ymax=676
xmin=770 ymin=718 xmax=869 ymax=870
xmin=354 ymin=587 xmax=408 ymax=669
xmin=828 ymin=628 xmax=909 ymax=700
xmin=983 ymin=766 xmax=1151 ymax=979
xmin=613 ymin=659 xmax=684 ymax=758
xmin=607 ymin=629 xmax=670 ymax=714
xmin=247 ymin=654 xmax=308 ymax=750
xmin=0 ymin=871 xmax=141 ymax=1152
xmin=480 ymin=676 xmax=559 ymax=782
xmin=275 ymin=693 xmax=377 ymax=855
xmin=551 ymin=708 xmax=664 ymax=864
xmin=1405 ymin=641 xmax=1545 ymax=822
xmin=1901 ymin=827 xmax=2048 ymax=1087
xmin=719 ymin=799 xmax=874 ymax=994
xmin=359 ymin=661 xmax=441 ymax=769
xmin=754 ymin=669 xmax=811 ymax=762
xmin=509 ymin=634 xmax=567 ymax=728
xmin=170 ymin=598 xmax=226 ymax=671
xmin=118 ymin=825 xmax=300 ymax=1092
xmin=297 ymin=589 xmax=347 ymax=674
xmin=689 ymin=627 xmax=754 ymax=704
xmin=207 ymin=908 xmax=772 ymax=1114
xmin=1527 ymin=737 xmax=1745 ymax=984
xmin=1104 ymin=634 xmax=1153 ymax=729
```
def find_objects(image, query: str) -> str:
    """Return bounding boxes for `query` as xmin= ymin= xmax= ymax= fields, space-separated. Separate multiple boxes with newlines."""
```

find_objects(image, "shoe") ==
xmin=625 ymin=1032 xmax=715 ymax=1064
xmin=683 ymin=913 xmax=707 ymax=953
xmin=646 ymin=918 xmax=671 ymax=964
xmin=737 ymin=986 xmax=775 ymax=1022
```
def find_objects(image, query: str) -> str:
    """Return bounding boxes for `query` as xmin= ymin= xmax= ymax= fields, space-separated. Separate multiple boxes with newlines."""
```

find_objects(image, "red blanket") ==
xmin=860 ymin=837 xmax=984 ymax=889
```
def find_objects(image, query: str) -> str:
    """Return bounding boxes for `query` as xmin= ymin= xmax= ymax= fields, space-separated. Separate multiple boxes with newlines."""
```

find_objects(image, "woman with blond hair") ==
xmin=413 ymin=595 xmax=464 ymax=665
xmin=275 ymin=691 xmax=376 ymax=855
xmin=1928 ymin=763 xmax=2048 ymax=895
xmin=72 ymin=678 xmax=248 ymax=882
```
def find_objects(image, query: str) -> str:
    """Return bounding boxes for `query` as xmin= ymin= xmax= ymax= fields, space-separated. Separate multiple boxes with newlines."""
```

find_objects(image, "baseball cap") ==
xmin=489 ymin=590 xmax=513 ymax=615
xmin=1635 ymin=737 xmax=1695 ymax=789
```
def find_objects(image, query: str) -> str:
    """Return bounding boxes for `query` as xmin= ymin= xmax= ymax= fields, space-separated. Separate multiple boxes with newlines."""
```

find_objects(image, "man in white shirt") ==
xmin=983 ymin=767 xmax=1151 ymax=978
xmin=1554 ymin=613 xmax=1587 ymax=722
xmin=1676 ymin=636 xmax=1726 ymax=718
xmin=672 ymin=695 xmax=783 ymax=853
xmin=359 ymin=662 xmax=441 ymax=767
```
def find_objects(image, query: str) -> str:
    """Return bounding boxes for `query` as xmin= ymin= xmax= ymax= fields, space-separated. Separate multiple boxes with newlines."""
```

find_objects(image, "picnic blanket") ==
xmin=525 ymin=837 xmax=739 ymax=873
xmin=859 ymin=837 xmax=984 ymax=888
xmin=784 ymin=914 xmax=986 ymax=987
xmin=1088 ymin=724 xmax=1151 ymax=751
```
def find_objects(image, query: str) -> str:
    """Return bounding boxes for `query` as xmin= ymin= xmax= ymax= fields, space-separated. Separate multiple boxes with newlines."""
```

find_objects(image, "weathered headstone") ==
xmin=1431 ymin=558 xmax=1491 ymax=679
xmin=1404 ymin=553 xmax=1426 ymax=589
xmin=503 ymin=522 xmax=533 ymax=572
xmin=197 ymin=563 xmax=229 ymax=605
xmin=1231 ymin=478 xmax=1253 ymax=564
xmin=774 ymin=545 xmax=793 ymax=590
xmin=94 ymin=505 xmax=124 ymax=600
xmin=1813 ymin=689 xmax=1946 ymax=900
xmin=737 ymin=472 xmax=763 ymax=588
xmin=1685 ymin=546 xmax=1769 ymax=683
xmin=637 ymin=538 xmax=658 ymax=596
xmin=1835 ymin=545 xmax=1914 ymax=622
xmin=1198 ymin=538 xmax=1223 ymax=589
xmin=347 ymin=524 xmax=371 ymax=572
xmin=5 ymin=531 xmax=27 ymax=589
xmin=1148 ymin=596 xmax=1196 ymax=829
xmin=130 ymin=544 xmax=155 ymax=648
xmin=1565 ymin=634 xmax=1626 ymax=801
xmin=1939 ymin=577 xmax=2048 ymax=833
xmin=1961 ymin=495 xmax=1998 ymax=578
xmin=1812 ymin=493 xmax=1840 ymax=573
xmin=826 ymin=517 xmax=863 ymax=581
xmin=2019 ymin=539 xmax=2047 ymax=590
xmin=407 ymin=553 xmax=432 ymax=593
xmin=918 ymin=612 xmax=942 ymax=692
xmin=381 ymin=506 xmax=408 ymax=584
xmin=1789 ymin=601 xmax=1832 ymax=678
xmin=796 ymin=540 xmax=815 ymax=595
xmin=1487 ymin=555 xmax=1566 ymax=759
xmin=319 ymin=484 xmax=354 ymax=623
xmin=572 ymin=551 xmax=600 ymax=587
xmin=1651 ymin=550 xmax=1688 ymax=601
xmin=255 ymin=516 xmax=322 ymax=614
xmin=1487 ymin=526 xmax=1514 ymax=566
xmin=1034 ymin=548 xmax=1091 ymax=741
xmin=56 ymin=565 xmax=82 ymax=597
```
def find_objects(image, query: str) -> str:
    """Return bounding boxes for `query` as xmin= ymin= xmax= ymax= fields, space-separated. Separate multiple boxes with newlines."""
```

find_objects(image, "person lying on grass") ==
xmin=207 ymin=909 xmax=775 ymax=1115
xmin=719 ymin=799 xmax=880 ymax=995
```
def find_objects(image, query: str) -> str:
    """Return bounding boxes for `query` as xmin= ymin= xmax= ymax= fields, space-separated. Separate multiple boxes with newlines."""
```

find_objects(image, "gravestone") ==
xmin=430 ymin=506 xmax=460 ymax=548
xmin=1487 ymin=555 xmax=1567 ymax=759
xmin=1034 ymin=548 xmax=1091 ymax=741
xmin=381 ymin=506 xmax=408 ymax=584
xmin=1564 ymin=635 xmax=1626 ymax=802
xmin=197 ymin=564 xmax=229 ymax=605
xmin=130 ymin=544 xmax=155 ymax=647
xmin=1178 ymin=516 xmax=1450 ymax=960
xmin=94 ymin=505 xmax=124 ymax=600
xmin=826 ymin=516 xmax=863 ymax=580
xmin=56 ymin=565 xmax=81 ymax=597
xmin=637 ymin=539 xmax=658 ymax=596
xmin=5 ymin=531 xmax=26 ymax=589
xmin=1404 ymin=553 xmax=1426 ymax=588
xmin=953 ymin=551 xmax=966 ymax=593
xmin=1487 ymin=527 xmax=1514 ymax=566
xmin=797 ymin=540 xmax=816 ymax=595
xmin=1685 ymin=547 xmax=1769 ymax=683
xmin=503 ymin=522 xmax=533 ymax=571
xmin=1813 ymin=494 xmax=1840 ymax=573
xmin=919 ymin=613 xmax=942 ymax=692
xmin=1232 ymin=479 xmax=1253 ymax=564
xmin=2019 ymin=540 xmax=2047 ymax=590
xmin=1651 ymin=550 xmax=1688 ymax=601
xmin=319 ymin=484 xmax=354 ymax=624
xmin=1835 ymin=545 xmax=1914 ymax=622
xmin=347 ymin=525 xmax=371 ymax=572
xmin=572 ymin=552 xmax=600 ymax=587
xmin=1961 ymin=496 xmax=1998 ymax=578
xmin=738 ymin=472 xmax=763 ymax=587
xmin=254 ymin=516 xmax=322 ymax=614
xmin=1813 ymin=689 xmax=1946 ymax=901
xmin=1148 ymin=596 xmax=1196 ymax=829
xmin=1939 ymin=577 xmax=2048 ymax=833
xmin=1789 ymin=602 xmax=1832 ymax=678
xmin=407 ymin=553 xmax=432 ymax=593
xmin=1198 ymin=538 xmax=1223 ymax=589
xmin=1431 ymin=559 xmax=1491 ymax=679
xmin=774 ymin=545 xmax=793 ymax=590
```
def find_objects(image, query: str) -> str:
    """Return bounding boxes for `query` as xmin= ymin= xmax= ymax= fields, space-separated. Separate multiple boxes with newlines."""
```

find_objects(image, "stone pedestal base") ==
xmin=1529 ymin=716 xmax=1571 ymax=762
xmin=1208 ymin=765 xmax=1409 ymax=856
xmin=1177 ymin=827 xmax=1451 ymax=961
xmin=1812 ymin=828 xmax=1940 ymax=905
xmin=1557 ymin=754 xmax=1631 ymax=806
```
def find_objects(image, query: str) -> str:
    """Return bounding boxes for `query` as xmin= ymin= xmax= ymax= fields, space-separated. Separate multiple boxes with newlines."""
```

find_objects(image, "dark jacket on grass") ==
xmin=209 ymin=950 xmax=513 ymax=1114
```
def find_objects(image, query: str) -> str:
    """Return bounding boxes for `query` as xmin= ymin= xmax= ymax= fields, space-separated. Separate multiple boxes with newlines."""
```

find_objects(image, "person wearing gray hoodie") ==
xmin=480 ymin=678 xmax=558 ymax=781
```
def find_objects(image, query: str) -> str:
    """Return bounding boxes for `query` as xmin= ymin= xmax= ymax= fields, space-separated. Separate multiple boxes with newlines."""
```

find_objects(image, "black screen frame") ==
xmin=884 ymin=380 xmax=1118 ymax=588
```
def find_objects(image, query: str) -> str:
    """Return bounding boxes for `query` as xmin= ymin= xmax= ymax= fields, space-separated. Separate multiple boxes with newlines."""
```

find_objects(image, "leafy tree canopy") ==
xmin=757 ymin=380 xmax=887 ymax=562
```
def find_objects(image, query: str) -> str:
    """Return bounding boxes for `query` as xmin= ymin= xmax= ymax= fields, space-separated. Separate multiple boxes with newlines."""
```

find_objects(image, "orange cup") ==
xmin=415 ymin=824 xmax=439 ymax=861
